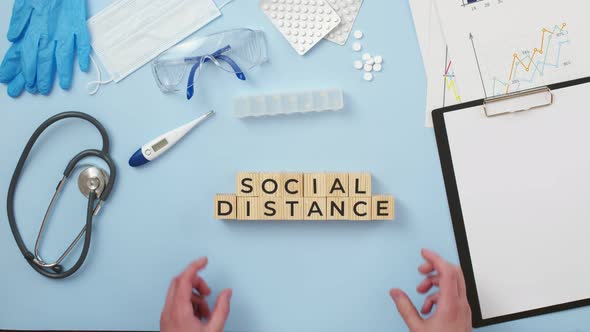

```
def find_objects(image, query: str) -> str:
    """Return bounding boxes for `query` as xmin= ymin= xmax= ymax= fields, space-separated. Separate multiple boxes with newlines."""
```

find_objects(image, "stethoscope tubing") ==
xmin=6 ymin=112 xmax=116 ymax=279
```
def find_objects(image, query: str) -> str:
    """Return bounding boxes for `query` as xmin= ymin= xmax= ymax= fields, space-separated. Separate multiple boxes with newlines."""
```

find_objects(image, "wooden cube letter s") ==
xmin=237 ymin=172 xmax=260 ymax=197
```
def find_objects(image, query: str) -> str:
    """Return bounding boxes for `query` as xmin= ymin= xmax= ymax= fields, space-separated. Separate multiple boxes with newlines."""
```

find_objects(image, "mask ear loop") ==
xmin=87 ymin=55 xmax=113 ymax=95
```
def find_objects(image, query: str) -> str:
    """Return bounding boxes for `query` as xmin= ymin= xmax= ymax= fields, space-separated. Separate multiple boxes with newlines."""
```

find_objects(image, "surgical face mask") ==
xmin=87 ymin=0 xmax=232 ymax=93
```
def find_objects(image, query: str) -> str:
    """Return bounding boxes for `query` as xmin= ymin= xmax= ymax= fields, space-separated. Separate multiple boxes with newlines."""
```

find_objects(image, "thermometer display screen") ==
xmin=152 ymin=139 xmax=169 ymax=152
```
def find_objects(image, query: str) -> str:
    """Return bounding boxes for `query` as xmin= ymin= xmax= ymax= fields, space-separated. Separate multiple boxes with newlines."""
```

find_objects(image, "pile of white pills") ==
xmin=351 ymin=30 xmax=384 ymax=82
xmin=260 ymin=0 xmax=364 ymax=55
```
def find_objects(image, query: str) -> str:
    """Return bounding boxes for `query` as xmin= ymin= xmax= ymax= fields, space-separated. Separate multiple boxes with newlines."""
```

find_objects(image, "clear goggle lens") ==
xmin=152 ymin=28 xmax=268 ymax=98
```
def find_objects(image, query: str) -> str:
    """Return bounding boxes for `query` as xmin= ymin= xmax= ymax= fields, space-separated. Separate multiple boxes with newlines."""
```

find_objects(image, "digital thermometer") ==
xmin=129 ymin=111 xmax=215 ymax=167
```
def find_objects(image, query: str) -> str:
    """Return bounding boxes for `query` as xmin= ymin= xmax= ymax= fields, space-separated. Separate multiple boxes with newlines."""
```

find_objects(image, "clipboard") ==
xmin=432 ymin=76 xmax=590 ymax=327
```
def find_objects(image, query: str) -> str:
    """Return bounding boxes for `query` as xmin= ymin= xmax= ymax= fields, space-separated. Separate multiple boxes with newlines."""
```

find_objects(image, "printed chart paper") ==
xmin=409 ymin=0 xmax=463 ymax=127
xmin=434 ymin=0 xmax=590 ymax=101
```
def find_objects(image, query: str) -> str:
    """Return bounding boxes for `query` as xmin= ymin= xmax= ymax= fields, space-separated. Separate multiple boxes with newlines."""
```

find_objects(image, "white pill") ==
xmin=361 ymin=53 xmax=371 ymax=61
xmin=374 ymin=55 xmax=383 ymax=64
xmin=354 ymin=60 xmax=363 ymax=69
xmin=353 ymin=30 xmax=363 ymax=39
xmin=363 ymin=72 xmax=374 ymax=81
xmin=366 ymin=57 xmax=374 ymax=65
xmin=352 ymin=42 xmax=362 ymax=52
xmin=373 ymin=63 xmax=382 ymax=72
xmin=364 ymin=63 xmax=373 ymax=72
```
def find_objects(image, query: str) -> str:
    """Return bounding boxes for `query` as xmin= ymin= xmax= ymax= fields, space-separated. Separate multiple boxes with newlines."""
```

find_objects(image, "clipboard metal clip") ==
xmin=483 ymin=86 xmax=554 ymax=117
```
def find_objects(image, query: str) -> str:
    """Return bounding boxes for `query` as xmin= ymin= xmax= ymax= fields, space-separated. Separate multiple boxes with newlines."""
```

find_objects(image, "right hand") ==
xmin=160 ymin=257 xmax=232 ymax=332
xmin=390 ymin=249 xmax=472 ymax=332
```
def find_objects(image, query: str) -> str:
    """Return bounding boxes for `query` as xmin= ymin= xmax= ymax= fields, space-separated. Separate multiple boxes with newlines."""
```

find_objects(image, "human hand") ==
xmin=160 ymin=257 xmax=232 ymax=332
xmin=390 ymin=249 xmax=472 ymax=332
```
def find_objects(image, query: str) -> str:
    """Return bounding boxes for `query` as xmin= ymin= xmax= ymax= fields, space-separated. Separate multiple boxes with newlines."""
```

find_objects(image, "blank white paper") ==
xmin=444 ymin=82 xmax=590 ymax=319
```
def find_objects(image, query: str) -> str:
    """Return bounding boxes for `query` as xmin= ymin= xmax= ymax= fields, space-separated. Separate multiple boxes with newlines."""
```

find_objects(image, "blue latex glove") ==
xmin=0 ymin=0 xmax=91 ymax=97
xmin=0 ymin=0 xmax=52 ymax=96
xmin=53 ymin=0 xmax=91 ymax=89
xmin=0 ymin=41 xmax=36 ymax=97
xmin=6 ymin=0 xmax=53 ymax=89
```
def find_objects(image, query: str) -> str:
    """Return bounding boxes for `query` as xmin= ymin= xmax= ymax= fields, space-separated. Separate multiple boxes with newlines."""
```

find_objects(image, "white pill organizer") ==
xmin=260 ymin=0 xmax=363 ymax=55
xmin=233 ymin=88 xmax=344 ymax=118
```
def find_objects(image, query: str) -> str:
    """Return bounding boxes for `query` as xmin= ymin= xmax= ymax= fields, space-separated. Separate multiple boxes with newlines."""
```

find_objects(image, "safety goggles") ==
xmin=152 ymin=28 xmax=268 ymax=99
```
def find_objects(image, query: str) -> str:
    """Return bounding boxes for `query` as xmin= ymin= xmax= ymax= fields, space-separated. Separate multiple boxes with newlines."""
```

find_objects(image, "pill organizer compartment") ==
xmin=234 ymin=89 xmax=344 ymax=118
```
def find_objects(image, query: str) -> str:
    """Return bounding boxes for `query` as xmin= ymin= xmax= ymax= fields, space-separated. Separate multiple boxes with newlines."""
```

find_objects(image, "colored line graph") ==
xmin=491 ymin=23 xmax=570 ymax=96
xmin=441 ymin=46 xmax=461 ymax=107
xmin=444 ymin=60 xmax=461 ymax=103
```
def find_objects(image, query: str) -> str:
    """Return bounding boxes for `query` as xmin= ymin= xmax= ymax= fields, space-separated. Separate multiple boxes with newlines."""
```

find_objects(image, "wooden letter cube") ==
xmin=260 ymin=199 xmax=284 ymax=220
xmin=237 ymin=197 xmax=259 ymax=220
xmin=304 ymin=173 xmax=327 ymax=197
xmin=237 ymin=172 xmax=259 ymax=197
xmin=325 ymin=173 xmax=349 ymax=197
xmin=259 ymin=173 xmax=283 ymax=197
xmin=348 ymin=197 xmax=372 ymax=221
xmin=372 ymin=195 xmax=395 ymax=220
xmin=304 ymin=197 xmax=327 ymax=221
xmin=349 ymin=173 xmax=372 ymax=197
xmin=283 ymin=197 xmax=304 ymax=220
xmin=281 ymin=173 xmax=304 ymax=197
xmin=214 ymin=194 xmax=236 ymax=220
xmin=327 ymin=197 xmax=349 ymax=220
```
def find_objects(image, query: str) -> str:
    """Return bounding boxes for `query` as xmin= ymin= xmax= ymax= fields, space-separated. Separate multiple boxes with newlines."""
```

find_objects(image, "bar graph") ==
xmin=461 ymin=0 xmax=483 ymax=6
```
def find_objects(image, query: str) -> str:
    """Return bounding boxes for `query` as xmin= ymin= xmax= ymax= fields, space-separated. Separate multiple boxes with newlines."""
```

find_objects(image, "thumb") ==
xmin=390 ymin=289 xmax=423 ymax=331
xmin=207 ymin=289 xmax=232 ymax=332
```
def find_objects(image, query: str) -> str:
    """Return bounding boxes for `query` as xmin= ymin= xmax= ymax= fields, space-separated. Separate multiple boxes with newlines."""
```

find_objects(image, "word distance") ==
xmin=214 ymin=172 xmax=395 ymax=221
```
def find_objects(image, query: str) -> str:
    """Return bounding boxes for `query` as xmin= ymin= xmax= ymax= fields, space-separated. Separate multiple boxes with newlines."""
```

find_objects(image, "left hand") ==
xmin=160 ymin=257 xmax=233 ymax=332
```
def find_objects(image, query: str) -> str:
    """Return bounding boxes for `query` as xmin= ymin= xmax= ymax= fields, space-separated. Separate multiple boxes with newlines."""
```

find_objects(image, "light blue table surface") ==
xmin=0 ymin=1 xmax=588 ymax=331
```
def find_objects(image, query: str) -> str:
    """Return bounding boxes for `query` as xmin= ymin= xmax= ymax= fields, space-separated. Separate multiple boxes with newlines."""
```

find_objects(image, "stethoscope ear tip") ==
xmin=52 ymin=265 xmax=63 ymax=273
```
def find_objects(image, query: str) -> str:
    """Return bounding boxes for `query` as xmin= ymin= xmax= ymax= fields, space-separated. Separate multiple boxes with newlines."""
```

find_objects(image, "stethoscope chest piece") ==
xmin=78 ymin=167 xmax=109 ymax=199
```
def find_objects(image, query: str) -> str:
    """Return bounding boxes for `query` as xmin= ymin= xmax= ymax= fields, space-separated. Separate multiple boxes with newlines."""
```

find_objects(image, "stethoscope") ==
xmin=7 ymin=112 xmax=117 ymax=279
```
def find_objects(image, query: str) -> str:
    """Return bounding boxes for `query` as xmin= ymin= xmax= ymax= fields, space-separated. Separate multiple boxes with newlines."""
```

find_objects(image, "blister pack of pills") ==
xmin=260 ymin=0 xmax=342 ymax=55
xmin=324 ymin=0 xmax=364 ymax=45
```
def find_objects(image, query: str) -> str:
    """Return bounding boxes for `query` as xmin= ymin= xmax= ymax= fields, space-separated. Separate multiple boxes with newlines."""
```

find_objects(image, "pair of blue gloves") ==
xmin=0 ymin=0 xmax=90 ymax=97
